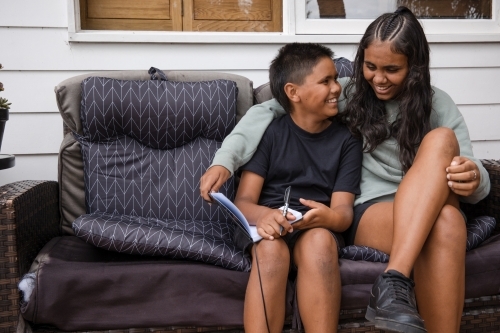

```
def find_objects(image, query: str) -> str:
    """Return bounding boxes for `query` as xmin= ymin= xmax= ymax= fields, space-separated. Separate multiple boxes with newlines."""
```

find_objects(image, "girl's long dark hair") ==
xmin=340 ymin=6 xmax=433 ymax=173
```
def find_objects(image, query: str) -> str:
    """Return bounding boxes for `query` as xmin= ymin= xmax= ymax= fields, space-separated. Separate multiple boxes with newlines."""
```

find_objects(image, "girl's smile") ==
xmin=363 ymin=41 xmax=409 ymax=101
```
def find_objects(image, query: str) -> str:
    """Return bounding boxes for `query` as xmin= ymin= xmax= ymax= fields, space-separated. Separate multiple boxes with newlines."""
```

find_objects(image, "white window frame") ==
xmin=68 ymin=0 xmax=500 ymax=43
xmin=295 ymin=0 xmax=500 ymax=42
xmin=67 ymin=0 xmax=300 ymax=43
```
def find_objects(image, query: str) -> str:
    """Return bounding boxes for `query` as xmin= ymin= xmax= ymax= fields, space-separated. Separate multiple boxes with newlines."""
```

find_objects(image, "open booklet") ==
xmin=209 ymin=192 xmax=303 ymax=243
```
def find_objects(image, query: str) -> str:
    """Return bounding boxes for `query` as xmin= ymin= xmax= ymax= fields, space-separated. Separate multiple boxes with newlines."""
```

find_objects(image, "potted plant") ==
xmin=0 ymin=63 xmax=11 ymax=153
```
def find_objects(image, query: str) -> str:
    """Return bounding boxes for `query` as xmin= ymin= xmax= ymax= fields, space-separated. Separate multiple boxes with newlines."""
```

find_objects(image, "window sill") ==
xmin=68 ymin=31 xmax=500 ymax=44
xmin=68 ymin=31 xmax=362 ymax=43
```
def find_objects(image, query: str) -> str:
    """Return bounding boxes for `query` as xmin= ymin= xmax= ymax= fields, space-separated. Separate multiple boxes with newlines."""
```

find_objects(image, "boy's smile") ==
xmin=291 ymin=57 xmax=341 ymax=133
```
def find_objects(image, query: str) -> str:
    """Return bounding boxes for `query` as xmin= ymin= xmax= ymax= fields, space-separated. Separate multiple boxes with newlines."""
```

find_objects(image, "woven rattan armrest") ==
xmin=0 ymin=180 xmax=60 ymax=332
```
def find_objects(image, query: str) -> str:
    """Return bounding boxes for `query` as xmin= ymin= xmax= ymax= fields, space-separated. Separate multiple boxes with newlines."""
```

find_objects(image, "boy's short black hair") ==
xmin=269 ymin=43 xmax=334 ymax=113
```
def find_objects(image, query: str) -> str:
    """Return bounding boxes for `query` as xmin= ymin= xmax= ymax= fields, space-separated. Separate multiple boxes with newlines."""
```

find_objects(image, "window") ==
xmin=298 ymin=0 xmax=500 ymax=36
xmin=311 ymin=0 xmax=492 ymax=19
xmin=68 ymin=0 xmax=500 ymax=43
xmin=79 ymin=0 xmax=283 ymax=32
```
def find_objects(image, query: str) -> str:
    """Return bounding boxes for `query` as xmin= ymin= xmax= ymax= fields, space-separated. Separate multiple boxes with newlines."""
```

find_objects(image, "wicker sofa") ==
xmin=0 ymin=67 xmax=499 ymax=333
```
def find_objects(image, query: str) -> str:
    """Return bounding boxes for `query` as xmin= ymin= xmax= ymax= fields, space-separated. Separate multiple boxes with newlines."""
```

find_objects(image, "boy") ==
xmin=234 ymin=43 xmax=362 ymax=333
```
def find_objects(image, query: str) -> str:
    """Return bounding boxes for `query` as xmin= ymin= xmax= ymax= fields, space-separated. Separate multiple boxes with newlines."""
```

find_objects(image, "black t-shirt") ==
xmin=240 ymin=115 xmax=362 ymax=213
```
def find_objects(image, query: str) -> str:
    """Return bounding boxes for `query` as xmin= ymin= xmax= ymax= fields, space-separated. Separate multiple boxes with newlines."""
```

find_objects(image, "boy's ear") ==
xmin=284 ymin=83 xmax=301 ymax=103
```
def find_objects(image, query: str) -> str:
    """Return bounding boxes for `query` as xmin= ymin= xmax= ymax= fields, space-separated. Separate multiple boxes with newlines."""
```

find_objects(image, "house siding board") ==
xmin=0 ymin=0 xmax=68 ymax=28
xmin=1 ymin=71 xmax=91 ymax=113
xmin=469 ymin=141 xmax=500 ymax=160
xmin=0 ymin=3 xmax=498 ymax=186
xmin=430 ymin=43 xmax=500 ymax=68
xmin=0 ymin=28 xmax=358 ymax=70
xmin=1 ymin=113 xmax=63 ymax=155
xmin=0 ymin=155 xmax=58 ymax=187
xmin=431 ymin=67 xmax=500 ymax=105
xmin=459 ymin=104 xmax=500 ymax=141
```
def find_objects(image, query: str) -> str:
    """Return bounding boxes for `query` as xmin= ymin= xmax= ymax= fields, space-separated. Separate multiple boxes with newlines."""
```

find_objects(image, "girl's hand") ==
xmin=200 ymin=166 xmax=231 ymax=202
xmin=256 ymin=209 xmax=295 ymax=240
xmin=294 ymin=198 xmax=334 ymax=230
xmin=446 ymin=156 xmax=480 ymax=196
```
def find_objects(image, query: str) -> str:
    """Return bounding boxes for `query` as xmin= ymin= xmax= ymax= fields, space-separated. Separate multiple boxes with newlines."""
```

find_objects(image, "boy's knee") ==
xmin=253 ymin=240 xmax=290 ymax=270
xmin=294 ymin=229 xmax=339 ymax=265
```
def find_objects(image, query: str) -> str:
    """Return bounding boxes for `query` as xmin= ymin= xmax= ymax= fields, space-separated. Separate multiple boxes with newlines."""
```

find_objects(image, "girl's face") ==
xmin=363 ymin=40 xmax=409 ymax=101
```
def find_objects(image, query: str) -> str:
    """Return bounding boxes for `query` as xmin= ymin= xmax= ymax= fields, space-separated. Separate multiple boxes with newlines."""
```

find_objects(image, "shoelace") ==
xmin=385 ymin=274 xmax=415 ymax=307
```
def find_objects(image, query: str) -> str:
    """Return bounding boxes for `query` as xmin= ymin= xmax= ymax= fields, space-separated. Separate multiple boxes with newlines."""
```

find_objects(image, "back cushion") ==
xmin=56 ymin=70 xmax=254 ymax=235
xmin=77 ymin=77 xmax=237 ymax=221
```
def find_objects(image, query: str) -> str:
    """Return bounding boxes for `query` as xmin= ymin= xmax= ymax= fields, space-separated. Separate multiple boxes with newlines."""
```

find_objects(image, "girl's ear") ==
xmin=284 ymin=83 xmax=301 ymax=103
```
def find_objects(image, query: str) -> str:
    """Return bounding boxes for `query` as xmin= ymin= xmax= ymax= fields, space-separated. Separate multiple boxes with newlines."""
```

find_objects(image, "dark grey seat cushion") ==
xmin=73 ymin=76 xmax=251 ymax=270
xmin=20 ymin=237 xmax=254 ymax=331
xmin=22 ymin=231 xmax=500 ymax=329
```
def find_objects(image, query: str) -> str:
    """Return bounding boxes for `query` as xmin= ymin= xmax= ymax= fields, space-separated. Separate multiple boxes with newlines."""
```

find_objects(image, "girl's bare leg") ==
xmin=294 ymin=228 xmax=340 ymax=333
xmin=413 ymin=195 xmax=466 ymax=333
xmin=354 ymin=128 xmax=466 ymax=333
xmin=244 ymin=239 xmax=290 ymax=333
xmin=389 ymin=127 xmax=460 ymax=276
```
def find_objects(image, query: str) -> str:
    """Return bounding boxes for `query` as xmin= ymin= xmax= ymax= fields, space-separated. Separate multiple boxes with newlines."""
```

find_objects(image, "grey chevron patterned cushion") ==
xmin=340 ymin=245 xmax=390 ymax=263
xmin=73 ymin=76 xmax=252 ymax=271
xmin=340 ymin=216 xmax=496 ymax=263
xmin=72 ymin=212 xmax=250 ymax=271
xmin=466 ymin=216 xmax=496 ymax=251
xmin=334 ymin=57 xmax=354 ymax=78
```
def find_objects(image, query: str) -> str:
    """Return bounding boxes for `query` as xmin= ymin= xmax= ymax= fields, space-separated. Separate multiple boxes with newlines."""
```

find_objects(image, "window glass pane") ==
xmin=309 ymin=0 xmax=492 ymax=19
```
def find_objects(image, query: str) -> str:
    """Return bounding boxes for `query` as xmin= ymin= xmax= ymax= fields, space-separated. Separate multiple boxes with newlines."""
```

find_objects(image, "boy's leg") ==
xmin=244 ymin=239 xmax=290 ymax=333
xmin=293 ymin=228 xmax=340 ymax=333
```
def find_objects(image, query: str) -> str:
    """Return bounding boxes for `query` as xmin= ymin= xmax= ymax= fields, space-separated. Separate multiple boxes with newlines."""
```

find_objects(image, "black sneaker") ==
xmin=366 ymin=270 xmax=427 ymax=333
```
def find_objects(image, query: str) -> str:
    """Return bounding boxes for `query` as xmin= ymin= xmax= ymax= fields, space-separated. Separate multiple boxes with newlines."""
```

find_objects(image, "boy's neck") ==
xmin=289 ymin=110 xmax=332 ymax=134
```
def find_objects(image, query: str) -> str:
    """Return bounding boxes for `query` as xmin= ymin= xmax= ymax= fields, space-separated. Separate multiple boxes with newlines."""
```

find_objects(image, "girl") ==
xmin=200 ymin=6 xmax=490 ymax=333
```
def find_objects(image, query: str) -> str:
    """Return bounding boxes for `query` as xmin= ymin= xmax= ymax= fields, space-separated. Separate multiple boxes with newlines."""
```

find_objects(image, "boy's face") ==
xmin=294 ymin=57 xmax=341 ymax=119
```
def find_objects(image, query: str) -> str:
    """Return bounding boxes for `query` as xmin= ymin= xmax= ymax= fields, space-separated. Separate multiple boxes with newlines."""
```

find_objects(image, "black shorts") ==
xmin=342 ymin=202 xmax=377 ymax=246
xmin=341 ymin=202 xmax=468 ymax=246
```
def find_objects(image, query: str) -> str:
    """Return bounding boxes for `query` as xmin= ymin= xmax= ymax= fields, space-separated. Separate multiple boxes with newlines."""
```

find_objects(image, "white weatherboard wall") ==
xmin=0 ymin=0 xmax=499 ymax=186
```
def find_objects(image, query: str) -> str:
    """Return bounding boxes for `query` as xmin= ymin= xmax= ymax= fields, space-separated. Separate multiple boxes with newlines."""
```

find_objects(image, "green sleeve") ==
xmin=431 ymin=87 xmax=491 ymax=204
xmin=210 ymin=98 xmax=286 ymax=175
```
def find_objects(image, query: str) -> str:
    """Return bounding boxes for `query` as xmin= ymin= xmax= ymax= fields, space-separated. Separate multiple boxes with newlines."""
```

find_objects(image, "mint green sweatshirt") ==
xmin=211 ymin=77 xmax=490 ymax=206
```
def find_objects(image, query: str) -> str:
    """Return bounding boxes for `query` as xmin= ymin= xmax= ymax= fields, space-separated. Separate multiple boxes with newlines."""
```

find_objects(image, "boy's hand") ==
xmin=294 ymin=198 xmax=334 ymax=230
xmin=200 ymin=166 xmax=231 ymax=202
xmin=256 ymin=209 xmax=295 ymax=240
